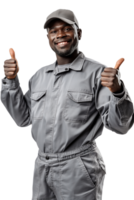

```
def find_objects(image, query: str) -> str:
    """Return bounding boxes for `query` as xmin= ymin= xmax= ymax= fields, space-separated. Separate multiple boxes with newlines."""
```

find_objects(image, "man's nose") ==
xmin=56 ymin=30 xmax=66 ymax=38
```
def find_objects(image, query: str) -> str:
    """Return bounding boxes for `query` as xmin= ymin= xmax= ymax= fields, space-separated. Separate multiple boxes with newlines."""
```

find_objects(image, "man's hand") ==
xmin=101 ymin=58 xmax=124 ymax=93
xmin=3 ymin=47 xmax=19 ymax=79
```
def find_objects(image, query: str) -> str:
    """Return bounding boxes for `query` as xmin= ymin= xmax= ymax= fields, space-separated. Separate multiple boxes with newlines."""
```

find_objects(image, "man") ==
xmin=1 ymin=9 xmax=134 ymax=200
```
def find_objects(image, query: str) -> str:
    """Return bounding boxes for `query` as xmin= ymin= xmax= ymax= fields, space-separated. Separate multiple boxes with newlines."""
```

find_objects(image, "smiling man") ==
xmin=1 ymin=9 xmax=134 ymax=200
xmin=47 ymin=19 xmax=82 ymax=65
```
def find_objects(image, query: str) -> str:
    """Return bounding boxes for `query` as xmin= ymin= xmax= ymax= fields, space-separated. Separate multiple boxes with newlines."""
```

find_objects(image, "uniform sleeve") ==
xmin=95 ymin=67 xmax=134 ymax=134
xmin=0 ymin=75 xmax=32 ymax=127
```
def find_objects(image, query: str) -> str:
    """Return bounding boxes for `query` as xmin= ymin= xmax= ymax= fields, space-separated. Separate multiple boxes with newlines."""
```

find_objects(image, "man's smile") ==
xmin=57 ymin=41 xmax=69 ymax=47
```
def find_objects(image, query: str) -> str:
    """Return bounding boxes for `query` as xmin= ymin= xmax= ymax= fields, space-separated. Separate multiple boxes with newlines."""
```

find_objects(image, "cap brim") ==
xmin=43 ymin=17 xmax=74 ymax=30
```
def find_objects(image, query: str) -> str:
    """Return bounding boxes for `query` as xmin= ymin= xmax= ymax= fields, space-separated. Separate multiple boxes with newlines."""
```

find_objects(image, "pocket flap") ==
xmin=30 ymin=91 xmax=46 ymax=101
xmin=67 ymin=91 xmax=93 ymax=103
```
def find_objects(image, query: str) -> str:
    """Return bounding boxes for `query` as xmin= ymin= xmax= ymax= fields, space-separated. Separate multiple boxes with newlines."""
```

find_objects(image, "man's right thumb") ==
xmin=8 ymin=47 xmax=16 ymax=60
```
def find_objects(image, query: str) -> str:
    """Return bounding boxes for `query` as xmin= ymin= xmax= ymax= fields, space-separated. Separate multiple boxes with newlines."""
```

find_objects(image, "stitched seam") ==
xmin=64 ymin=97 xmax=90 ymax=123
xmin=32 ymin=97 xmax=46 ymax=120
xmin=59 ymin=163 xmax=65 ymax=200
xmin=51 ymin=76 xmax=63 ymax=153
xmin=78 ymin=156 xmax=95 ymax=188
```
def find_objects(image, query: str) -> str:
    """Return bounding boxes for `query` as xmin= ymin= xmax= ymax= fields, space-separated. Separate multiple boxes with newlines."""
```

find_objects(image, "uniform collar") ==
xmin=45 ymin=51 xmax=85 ymax=72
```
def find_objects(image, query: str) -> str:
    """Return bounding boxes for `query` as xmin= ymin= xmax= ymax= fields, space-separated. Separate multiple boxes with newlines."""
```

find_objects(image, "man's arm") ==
xmin=1 ymin=75 xmax=32 ymax=127
xmin=95 ymin=68 xmax=134 ymax=135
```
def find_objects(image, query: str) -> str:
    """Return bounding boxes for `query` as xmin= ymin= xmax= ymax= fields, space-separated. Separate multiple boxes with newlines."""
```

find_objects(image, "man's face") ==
xmin=47 ymin=19 xmax=82 ymax=57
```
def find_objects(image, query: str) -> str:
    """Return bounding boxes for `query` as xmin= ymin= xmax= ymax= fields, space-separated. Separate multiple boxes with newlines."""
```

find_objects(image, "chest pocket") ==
xmin=30 ymin=90 xmax=47 ymax=120
xmin=64 ymin=91 xmax=93 ymax=123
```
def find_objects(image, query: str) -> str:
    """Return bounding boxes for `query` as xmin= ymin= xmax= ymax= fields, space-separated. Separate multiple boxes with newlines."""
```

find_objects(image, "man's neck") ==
xmin=56 ymin=51 xmax=81 ymax=65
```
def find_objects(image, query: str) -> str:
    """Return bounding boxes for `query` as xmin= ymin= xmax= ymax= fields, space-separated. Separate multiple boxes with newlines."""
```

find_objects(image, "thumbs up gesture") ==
xmin=101 ymin=58 xmax=124 ymax=93
xmin=4 ymin=48 xmax=19 ymax=79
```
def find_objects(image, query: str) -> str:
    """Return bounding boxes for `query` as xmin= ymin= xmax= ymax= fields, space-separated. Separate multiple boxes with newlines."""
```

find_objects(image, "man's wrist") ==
xmin=113 ymin=84 xmax=123 ymax=94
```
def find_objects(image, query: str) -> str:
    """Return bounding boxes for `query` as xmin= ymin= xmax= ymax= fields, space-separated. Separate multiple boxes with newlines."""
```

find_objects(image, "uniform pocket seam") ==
xmin=67 ymin=91 xmax=93 ymax=102
xmin=78 ymin=156 xmax=96 ymax=188
xmin=64 ymin=91 xmax=93 ymax=123
xmin=31 ymin=91 xmax=47 ymax=120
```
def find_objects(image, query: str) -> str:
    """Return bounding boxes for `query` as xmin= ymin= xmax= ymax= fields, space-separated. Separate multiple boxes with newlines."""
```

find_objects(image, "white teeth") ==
xmin=58 ymin=42 xmax=67 ymax=45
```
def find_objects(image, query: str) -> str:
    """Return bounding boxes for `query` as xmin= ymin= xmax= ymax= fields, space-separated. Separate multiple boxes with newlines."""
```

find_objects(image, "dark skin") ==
xmin=101 ymin=57 xmax=124 ymax=93
xmin=3 ymin=19 xmax=124 ymax=93
xmin=47 ymin=19 xmax=82 ymax=65
xmin=47 ymin=19 xmax=124 ymax=93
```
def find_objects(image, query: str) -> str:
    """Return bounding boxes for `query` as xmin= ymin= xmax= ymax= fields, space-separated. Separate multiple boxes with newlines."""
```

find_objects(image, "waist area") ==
xmin=38 ymin=141 xmax=97 ymax=166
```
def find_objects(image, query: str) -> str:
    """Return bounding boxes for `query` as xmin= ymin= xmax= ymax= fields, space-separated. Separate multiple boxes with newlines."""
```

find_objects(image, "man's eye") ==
xmin=51 ymin=28 xmax=71 ymax=33
xmin=51 ymin=30 xmax=56 ymax=33
xmin=66 ymin=28 xmax=71 ymax=29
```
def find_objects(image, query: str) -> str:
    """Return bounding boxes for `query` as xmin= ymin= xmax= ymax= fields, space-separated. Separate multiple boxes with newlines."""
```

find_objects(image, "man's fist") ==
xmin=4 ymin=48 xmax=19 ymax=79
xmin=101 ymin=58 xmax=124 ymax=93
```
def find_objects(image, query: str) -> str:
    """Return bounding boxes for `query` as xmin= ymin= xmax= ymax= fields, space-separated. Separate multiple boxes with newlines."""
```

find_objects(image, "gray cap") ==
xmin=44 ymin=9 xmax=79 ymax=29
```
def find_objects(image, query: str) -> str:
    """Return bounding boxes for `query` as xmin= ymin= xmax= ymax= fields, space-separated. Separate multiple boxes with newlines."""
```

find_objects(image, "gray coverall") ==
xmin=1 ymin=52 xmax=134 ymax=200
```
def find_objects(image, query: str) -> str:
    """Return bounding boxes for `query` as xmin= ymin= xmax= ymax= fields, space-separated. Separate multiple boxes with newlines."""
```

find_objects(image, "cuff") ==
xmin=112 ymin=79 xmax=128 ymax=102
xmin=1 ymin=75 xmax=20 ymax=89
xmin=112 ymin=70 xmax=125 ymax=98
xmin=112 ymin=80 xmax=125 ymax=98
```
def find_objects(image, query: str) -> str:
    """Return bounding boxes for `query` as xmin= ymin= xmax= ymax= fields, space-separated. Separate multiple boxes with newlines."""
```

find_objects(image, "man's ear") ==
xmin=46 ymin=33 xmax=48 ymax=40
xmin=78 ymin=28 xmax=82 ymax=39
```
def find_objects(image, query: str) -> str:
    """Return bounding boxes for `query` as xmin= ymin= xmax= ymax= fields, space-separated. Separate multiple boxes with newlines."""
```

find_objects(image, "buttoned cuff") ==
xmin=1 ymin=75 xmax=20 ymax=89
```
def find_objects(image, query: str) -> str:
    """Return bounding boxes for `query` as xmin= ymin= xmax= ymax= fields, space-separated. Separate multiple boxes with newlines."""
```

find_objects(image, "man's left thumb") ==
xmin=114 ymin=58 xmax=125 ymax=69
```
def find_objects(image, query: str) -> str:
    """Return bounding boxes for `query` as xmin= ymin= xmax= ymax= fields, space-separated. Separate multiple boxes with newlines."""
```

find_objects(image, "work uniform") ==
xmin=1 ymin=52 xmax=134 ymax=200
